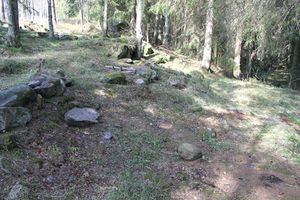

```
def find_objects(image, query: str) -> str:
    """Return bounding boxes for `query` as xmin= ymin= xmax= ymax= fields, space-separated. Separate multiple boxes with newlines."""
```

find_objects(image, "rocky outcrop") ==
xmin=28 ymin=73 xmax=66 ymax=98
xmin=0 ymin=84 xmax=36 ymax=107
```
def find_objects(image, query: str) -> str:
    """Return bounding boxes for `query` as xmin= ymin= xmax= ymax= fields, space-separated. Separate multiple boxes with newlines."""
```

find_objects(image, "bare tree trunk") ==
xmin=146 ymin=22 xmax=150 ymax=43
xmin=6 ymin=0 xmax=21 ymax=47
xmin=103 ymin=0 xmax=107 ymax=36
xmin=47 ymin=0 xmax=54 ymax=39
xmin=163 ymin=14 xmax=169 ymax=47
xmin=290 ymin=37 xmax=300 ymax=88
xmin=30 ymin=0 xmax=34 ymax=20
xmin=1 ymin=0 xmax=5 ymax=21
xmin=135 ymin=0 xmax=143 ymax=59
xmin=153 ymin=14 xmax=159 ymax=44
xmin=201 ymin=0 xmax=214 ymax=70
xmin=233 ymin=27 xmax=242 ymax=78
xmin=80 ymin=0 xmax=84 ymax=32
xmin=52 ymin=0 xmax=57 ymax=24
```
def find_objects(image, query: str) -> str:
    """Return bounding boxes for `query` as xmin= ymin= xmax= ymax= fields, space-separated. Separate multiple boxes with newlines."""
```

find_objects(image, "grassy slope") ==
xmin=1 ymin=30 xmax=300 ymax=200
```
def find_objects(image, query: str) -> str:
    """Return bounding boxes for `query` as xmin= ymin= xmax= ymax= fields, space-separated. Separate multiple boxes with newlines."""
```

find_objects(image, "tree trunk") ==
xmin=153 ymin=14 xmax=159 ymax=44
xmin=80 ymin=0 xmax=84 ymax=32
xmin=135 ymin=0 xmax=143 ymax=59
xmin=52 ymin=0 xmax=57 ymax=24
xmin=201 ymin=0 xmax=214 ymax=70
xmin=290 ymin=37 xmax=300 ymax=88
xmin=6 ymin=0 xmax=21 ymax=47
xmin=163 ymin=14 xmax=169 ymax=47
xmin=47 ymin=0 xmax=54 ymax=39
xmin=30 ymin=0 xmax=34 ymax=20
xmin=1 ymin=0 xmax=5 ymax=21
xmin=103 ymin=0 xmax=107 ymax=36
xmin=233 ymin=27 xmax=242 ymax=78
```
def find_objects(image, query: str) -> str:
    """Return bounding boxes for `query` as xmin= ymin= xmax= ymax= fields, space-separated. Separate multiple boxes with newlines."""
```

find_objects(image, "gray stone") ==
xmin=102 ymin=72 xmax=127 ymax=84
xmin=125 ymin=59 xmax=134 ymax=64
xmin=103 ymin=131 xmax=113 ymax=144
xmin=29 ymin=73 xmax=66 ymax=98
xmin=0 ymin=84 xmax=36 ymax=107
xmin=0 ymin=107 xmax=32 ymax=131
xmin=135 ymin=79 xmax=145 ymax=85
xmin=168 ymin=79 xmax=186 ymax=89
xmin=7 ymin=182 xmax=30 ymax=200
xmin=136 ymin=66 xmax=158 ymax=82
xmin=64 ymin=108 xmax=100 ymax=127
xmin=178 ymin=143 xmax=202 ymax=161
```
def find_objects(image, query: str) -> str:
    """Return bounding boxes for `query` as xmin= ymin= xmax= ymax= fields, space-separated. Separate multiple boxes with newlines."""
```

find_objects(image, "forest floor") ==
xmin=1 ymin=29 xmax=300 ymax=200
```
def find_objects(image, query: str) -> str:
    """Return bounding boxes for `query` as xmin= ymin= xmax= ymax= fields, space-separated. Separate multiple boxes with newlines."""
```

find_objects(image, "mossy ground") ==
xmin=0 ymin=25 xmax=300 ymax=200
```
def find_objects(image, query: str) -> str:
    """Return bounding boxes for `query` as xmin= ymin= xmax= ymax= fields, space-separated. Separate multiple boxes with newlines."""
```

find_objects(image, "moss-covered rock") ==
xmin=102 ymin=72 xmax=127 ymax=84
xmin=0 ymin=133 xmax=18 ymax=151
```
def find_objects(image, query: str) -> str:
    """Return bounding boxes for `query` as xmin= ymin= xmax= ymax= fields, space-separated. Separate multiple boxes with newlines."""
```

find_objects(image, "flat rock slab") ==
xmin=64 ymin=108 xmax=100 ymax=127
xmin=0 ymin=107 xmax=32 ymax=131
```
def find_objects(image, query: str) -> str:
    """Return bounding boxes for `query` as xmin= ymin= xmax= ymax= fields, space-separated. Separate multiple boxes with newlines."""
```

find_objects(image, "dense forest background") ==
xmin=0 ymin=0 xmax=299 ymax=89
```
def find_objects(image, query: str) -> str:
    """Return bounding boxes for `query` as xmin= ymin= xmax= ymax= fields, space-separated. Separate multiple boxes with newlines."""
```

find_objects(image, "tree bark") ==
xmin=233 ymin=27 xmax=242 ymax=78
xmin=6 ymin=0 xmax=21 ymax=47
xmin=290 ymin=36 xmax=300 ymax=88
xmin=103 ymin=0 xmax=107 ymax=36
xmin=1 ymin=0 xmax=5 ymax=21
xmin=135 ymin=0 xmax=143 ymax=59
xmin=163 ymin=14 xmax=169 ymax=47
xmin=47 ymin=0 xmax=54 ymax=39
xmin=201 ymin=0 xmax=214 ymax=70
xmin=80 ymin=0 xmax=84 ymax=32
xmin=52 ymin=0 xmax=57 ymax=24
xmin=30 ymin=0 xmax=34 ymax=20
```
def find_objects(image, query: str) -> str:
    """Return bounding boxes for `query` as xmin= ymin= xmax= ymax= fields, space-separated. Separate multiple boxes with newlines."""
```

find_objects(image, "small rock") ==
xmin=83 ymin=171 xmax=90 ymax=178
xmin=46 ymin=175 xmax=55 ymax=183
xmin=136 ymin=66 xmax=158 ymax=82
xmin=178 ymin=143 xmax=202 ymax=161
xmin=168 ymin=79 xmax=186 ymax=89
xmin=135 ymin=79 xmax=145 ymax=85
xmin=64 ymin=107 xmax=100 ymax=127
xmin=0 ymin=107 xmax=32 ymax=131
xmin=125 ymin=59 xmax=134 ymax=64
xmin=7 ymin=182 xmax=30 ymax=200
xmin=102 ymin=72 xmax=127 ymax=85
xmin=0 ymin=84 xmax=37 ymax=107
xmin=103 ymin=131 xmax=113 ymax=144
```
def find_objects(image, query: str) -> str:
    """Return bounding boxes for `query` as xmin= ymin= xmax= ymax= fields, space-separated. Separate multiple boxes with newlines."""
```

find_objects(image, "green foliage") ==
xmin=0 ymin=60 xmax=28 ymax=74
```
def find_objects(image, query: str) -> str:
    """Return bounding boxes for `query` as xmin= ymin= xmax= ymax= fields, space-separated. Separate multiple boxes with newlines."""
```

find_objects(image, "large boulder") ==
xmin=117 ymin=45 xmax=137 ymax=60
xmin=28 ymin=73 xmax=66 ymax=98
xmin=0 ymin=107 xmax=32 ymax=131
xmin=64 ymin=107 xmax=100 ymax=127
xmin=102 ymin=72 xmax=127 ymax=84
xmin=0 ymin=84 xmax=36 ymax=107
xmin=7 ymin=182 xmax=30 ymax=200
xmin=136 ymin=66 xmax=158 ymax=83
xmin=178 ymin=143 xmax=202 ymax=161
